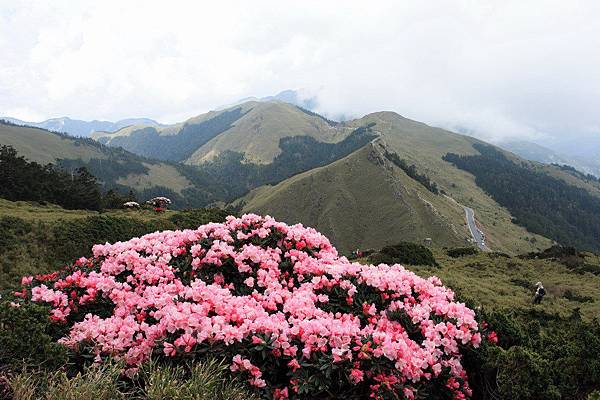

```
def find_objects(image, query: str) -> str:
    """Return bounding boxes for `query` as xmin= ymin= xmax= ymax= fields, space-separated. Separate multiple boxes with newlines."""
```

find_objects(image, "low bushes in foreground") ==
xmin=7 ymin=358 xmax=255 ymax=400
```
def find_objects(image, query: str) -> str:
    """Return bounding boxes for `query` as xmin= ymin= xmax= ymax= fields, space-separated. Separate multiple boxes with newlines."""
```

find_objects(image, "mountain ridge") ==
xmin=236 ymin=140 xmax=469 ymax=254
xmin=92 ymin=101 xmax=353 ymax=164
xmin=2 ymin=116 xmax=162 ymax=137
xmin=5 ymin=100 xmax=600 ymax=255
xmin=0 ymin=121 xmax=200 ymax=207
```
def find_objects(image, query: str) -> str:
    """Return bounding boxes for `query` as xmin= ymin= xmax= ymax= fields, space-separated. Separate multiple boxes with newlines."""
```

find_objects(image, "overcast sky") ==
xmin=1 ymin=0 xmax=600 ymax=143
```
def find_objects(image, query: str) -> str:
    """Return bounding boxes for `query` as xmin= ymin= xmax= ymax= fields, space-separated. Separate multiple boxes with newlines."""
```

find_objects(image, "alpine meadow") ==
xmin=1 ymin=2 xmax=600 ymax=400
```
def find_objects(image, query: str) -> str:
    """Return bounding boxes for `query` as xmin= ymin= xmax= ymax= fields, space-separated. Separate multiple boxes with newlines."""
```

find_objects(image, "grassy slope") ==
xmin=0 ymin=198 xmax=228 ymax=289
xmin=372 ymin=114 xmax=600 ymax=251
xmin=91 ymin=107 xmax=220 ymax=141
xmin=240 ymin=142 xmax=468 ymax=254
xmin=0 ymin=123 xmax=192 ymax=194
xmin=384 ymin=249 xmax=600 ymax=321
xmin=0 ymin=198 xmax=179 ymax=223
xmin=186 ymin=102 xmax=351 ymax=165
xmin=94 ymin=101 xmax=352 ymax=165
xmin=540 ymin=163 xmax=600 ymax=197
xmin=116 ymin=163 xmax=191 ymax=194
xmin=240 ymin=112 xmax=557 ymax=254
xmin=348 ymin=112 xmax=556 ymax=254
xmin=0 ymin=123 xmax=106 ymax=164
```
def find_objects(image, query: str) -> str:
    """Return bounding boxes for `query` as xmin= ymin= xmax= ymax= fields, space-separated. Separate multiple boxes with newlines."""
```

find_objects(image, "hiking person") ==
xmin=533 ymin=282 xmax=546 ymax=304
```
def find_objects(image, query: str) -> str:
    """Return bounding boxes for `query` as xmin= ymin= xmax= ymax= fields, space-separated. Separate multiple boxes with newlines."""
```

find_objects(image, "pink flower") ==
xmin=273 ymin=387 xmax=289 ymax=399
xmin=163 ymin=342 xmax=176 ymax=356
xmin=287 ymin=359 xmax=301 ymax=372
xmin=21 ymin=276 xmax=33 ymax=286
xmin=349 ymin=368 xmax=364 ymax=384
xmin=251 ymin=335 xmax=264 ymax=345
xmin=174 ymin=333 xmax=196 ymax=352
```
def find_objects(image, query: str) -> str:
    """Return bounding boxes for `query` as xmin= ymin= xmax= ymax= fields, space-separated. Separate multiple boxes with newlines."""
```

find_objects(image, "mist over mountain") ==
xmin=544 ymin=135 xmax=600 ymax=165
xmin=236 ymin=91 xmax=600 ymax=177
xmin=495 ymin=140 xmax=600 ymax=178
xmin=7 ymin=86 xmax=598 ymax=179
xmin=234 ymin=89 xmax=318 ymax=110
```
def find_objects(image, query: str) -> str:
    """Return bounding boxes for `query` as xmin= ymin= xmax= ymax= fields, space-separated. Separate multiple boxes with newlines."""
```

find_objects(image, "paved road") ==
xmin=464 ymin=207 xmax=489 ymax=251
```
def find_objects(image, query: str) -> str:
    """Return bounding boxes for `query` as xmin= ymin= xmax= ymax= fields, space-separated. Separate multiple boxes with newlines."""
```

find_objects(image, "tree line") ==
xmin=383 ymin=150 xmax=439 ymax=194
xmin=443 ymin=144 xmax=600 ymax=252
xmin=0 ymin=145 xmax=135 ymax=210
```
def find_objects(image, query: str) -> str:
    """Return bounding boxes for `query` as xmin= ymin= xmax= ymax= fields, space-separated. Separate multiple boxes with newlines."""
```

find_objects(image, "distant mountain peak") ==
xmin=0 ymin=115 xmax=162 ymax=137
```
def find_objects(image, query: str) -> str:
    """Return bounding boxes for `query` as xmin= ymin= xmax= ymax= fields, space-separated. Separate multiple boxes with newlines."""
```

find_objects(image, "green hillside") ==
xmin=406 ymin=249 xmax=600 ymax=321
xmin=0 ymin=198 xmax=228 ymax=289
xmin=9 ymin=106 xmax=600 ymax=255
xmin=239 ymin=109 xmax=600 ymax=255
xmin=186 ymin=102 xmax=349 ymax=165
xmin=0 ymin=121 xmax=191 ymax=197
xmin=93 ymin=107 xmax=249 ymax=162
xmin=444 ymin=143 xmax=600 ymax=252
xmin=94 ymin=105 xmax=537 ymax=253
xmin=92 ymin=101 xmax=353 ymax=165
xmin=238 ymin=113 xmax=554 ymax=254
xmin=238 ymin=141 xmax=470 ymax=254
xmin=0 ymin=121 xmax=241 ymax=209
xmin=0 ymin=121 xmax=106 ymax=164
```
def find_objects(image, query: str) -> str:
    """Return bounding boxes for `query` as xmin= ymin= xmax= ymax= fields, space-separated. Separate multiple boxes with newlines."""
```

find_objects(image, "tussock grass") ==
xmin=10 ymin=364 xmax=126 ymax=400
xmin=140 ymin=358 xmax=257 ymax=400
xmin=8 ymin=359 xmax=257 ymax=400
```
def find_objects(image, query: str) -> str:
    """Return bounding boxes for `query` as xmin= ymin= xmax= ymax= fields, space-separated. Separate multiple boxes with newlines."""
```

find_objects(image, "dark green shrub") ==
xmin=510 ymin=278 xmax=532 ymax=290
xmin=562 ymin=289 xmax=594 ymax=303
xmin=488 ymin=251 xmax=510 ymax=258
xmin=446 ymin=247 xmax=478 ymax=258
xmin=48 ymin=215 xmax=169 ymax=264
xmin=0 ymin=300 xmax=68 ymax=370
xmin=577 ymin=263 xmax=600 ymax=275
xmin=522 ymin=246 xmax=600 ymax=275
xmin=464 ymin=308 xmax=600 ymax=400
xmin=492 ymin=346 xmax=559 ymax=400
xmin=368 ymin=241 xmax=438 ymax=266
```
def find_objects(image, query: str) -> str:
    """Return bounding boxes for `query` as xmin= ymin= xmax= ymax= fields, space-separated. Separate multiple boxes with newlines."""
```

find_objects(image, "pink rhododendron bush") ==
xmin=17 ymin=214 xmax=482 ymax=399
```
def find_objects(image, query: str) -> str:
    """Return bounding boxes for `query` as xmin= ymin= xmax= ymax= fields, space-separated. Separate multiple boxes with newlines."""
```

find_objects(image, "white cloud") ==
xmin=1 ymin=0 xmax=600 ymax=143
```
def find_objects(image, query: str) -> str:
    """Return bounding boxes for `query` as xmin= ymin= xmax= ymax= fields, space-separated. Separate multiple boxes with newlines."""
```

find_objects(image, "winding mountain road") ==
xmin=464 ymin=207 xmax=489 ymax=251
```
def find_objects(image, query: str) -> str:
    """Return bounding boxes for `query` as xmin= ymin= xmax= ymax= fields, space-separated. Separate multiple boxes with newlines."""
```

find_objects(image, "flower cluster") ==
xmin=146 ymin=196 xmax=171 ymax=211
xmin=18 ymin=214 xmax=481 ymax=399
